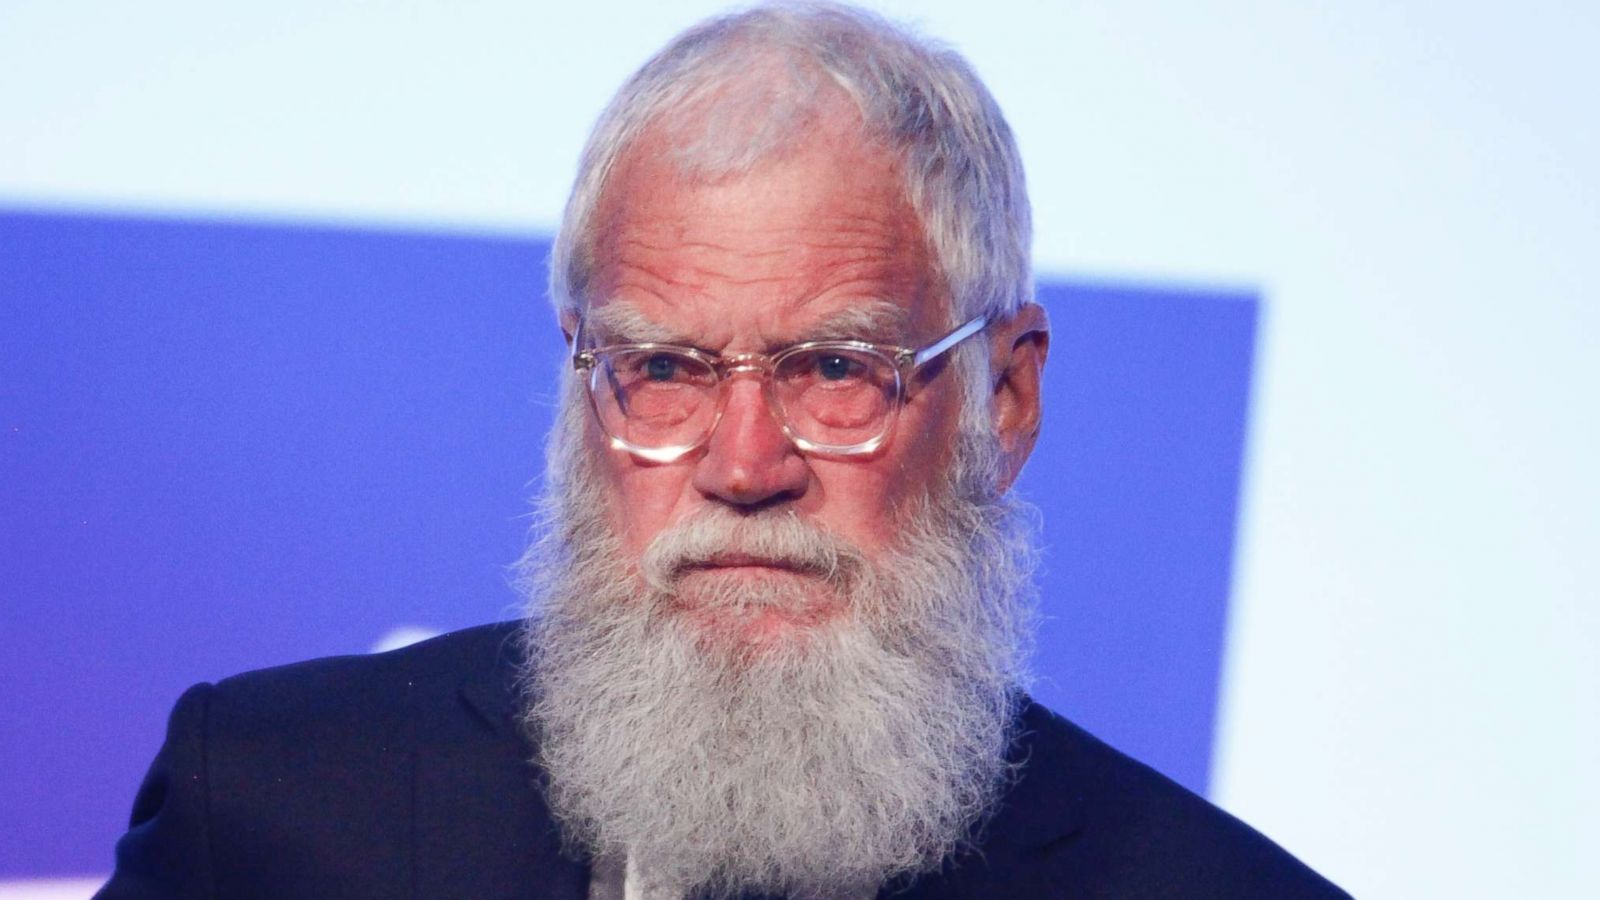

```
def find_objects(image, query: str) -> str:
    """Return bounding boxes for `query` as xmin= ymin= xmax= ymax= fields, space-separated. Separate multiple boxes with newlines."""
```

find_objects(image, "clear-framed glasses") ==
xmin=572 ymin=314 xmax=989 ymax=463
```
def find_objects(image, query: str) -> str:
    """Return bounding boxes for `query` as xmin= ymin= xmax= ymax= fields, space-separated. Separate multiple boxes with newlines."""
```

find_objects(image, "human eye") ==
xmin=613 ymin=349 xmax=700 ymax=386
xmin=784 ymin=349 xmax=871 ymax=384
xmin=642 ymin=352 xmax=683 ymax=382
xmin=816 ymin=352 xmax=866 ymax=381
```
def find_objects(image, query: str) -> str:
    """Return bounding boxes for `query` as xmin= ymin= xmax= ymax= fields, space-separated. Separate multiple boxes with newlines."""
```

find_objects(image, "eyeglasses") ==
xmin=572 ymin=314 xmax=989 ymax=462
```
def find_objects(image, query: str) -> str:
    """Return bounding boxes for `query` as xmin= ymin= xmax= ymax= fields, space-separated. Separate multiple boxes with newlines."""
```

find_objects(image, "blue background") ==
xmin=0 ymin=209 xmax=1256 ymax=875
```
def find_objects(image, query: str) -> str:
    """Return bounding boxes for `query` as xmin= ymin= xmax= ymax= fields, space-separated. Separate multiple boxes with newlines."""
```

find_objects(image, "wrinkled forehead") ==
xmin=580 ymin=126 xmax=947 ymax=349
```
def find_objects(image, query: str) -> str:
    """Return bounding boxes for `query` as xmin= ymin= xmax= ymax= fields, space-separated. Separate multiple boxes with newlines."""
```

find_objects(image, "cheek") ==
xmin=598 ymin=454 xmax=695 ymax=555
xmin=807 ymin=461 xmax=912 ymax=553
xmin=581 ymin=411 xmax=680 ymax=554
xmin=873 ymin=397 xmax=962 ymax=505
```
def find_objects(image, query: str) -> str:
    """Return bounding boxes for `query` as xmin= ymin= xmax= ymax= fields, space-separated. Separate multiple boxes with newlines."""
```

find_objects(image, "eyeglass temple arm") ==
xmin=911 ymin=314 xmax=989 ymax=369
xmin=570 ymin=315 xmax=590 ymax=367
xmin=569 ymin=316 xmax=629 ymax=412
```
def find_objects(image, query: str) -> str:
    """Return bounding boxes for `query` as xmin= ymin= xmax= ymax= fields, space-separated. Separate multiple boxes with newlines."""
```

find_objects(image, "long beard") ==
xmin=516 ymin=396 xmax=1038 ymax=898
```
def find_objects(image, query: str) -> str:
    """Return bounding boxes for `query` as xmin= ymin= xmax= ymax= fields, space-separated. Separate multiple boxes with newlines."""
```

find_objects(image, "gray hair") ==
xmin=548 ymin=0 xmax=1033 ymax=329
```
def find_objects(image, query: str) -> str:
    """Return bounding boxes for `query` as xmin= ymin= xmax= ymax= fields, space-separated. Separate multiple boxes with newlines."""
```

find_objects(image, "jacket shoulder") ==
xmin=201 ymin=619 xmax=523 ymax=791
xmin=1002 ymin=701 xmax=1350 ymax=898
xmin=97 ymin=622 xmax=539 ymax=899
xmin=199 ymin=621 xmax=517 ymax=735
xmin=212 ymin=621 xmax=521 ymax=706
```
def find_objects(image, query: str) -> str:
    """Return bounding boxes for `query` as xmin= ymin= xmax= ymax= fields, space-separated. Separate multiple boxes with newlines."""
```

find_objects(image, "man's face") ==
xmin=581 ymin=119 xmax=964 ymax=644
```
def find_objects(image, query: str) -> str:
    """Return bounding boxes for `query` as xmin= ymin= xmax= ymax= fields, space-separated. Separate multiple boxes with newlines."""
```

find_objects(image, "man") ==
xmin=99 ymin=3 xmax=1347 ymax=898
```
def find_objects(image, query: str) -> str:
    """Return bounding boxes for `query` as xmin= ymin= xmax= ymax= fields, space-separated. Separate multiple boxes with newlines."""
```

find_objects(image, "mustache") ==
xmin=639 ymin=508 xmax=868 ymax=594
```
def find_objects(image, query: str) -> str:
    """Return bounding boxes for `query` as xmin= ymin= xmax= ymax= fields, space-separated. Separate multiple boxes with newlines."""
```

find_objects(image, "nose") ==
xmin=691 ymin=375 xmax=809 ymax=508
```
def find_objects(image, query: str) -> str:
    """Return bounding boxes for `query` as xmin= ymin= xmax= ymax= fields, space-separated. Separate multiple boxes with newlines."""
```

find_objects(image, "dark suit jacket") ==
xmin=97 ymin=623 xmax=1348 ymax=898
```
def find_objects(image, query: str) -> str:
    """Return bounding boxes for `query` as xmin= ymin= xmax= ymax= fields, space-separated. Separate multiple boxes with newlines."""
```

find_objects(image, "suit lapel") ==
xmin=411 ymin=627 xmax=589 ymax=899
xmin=885 ymin=700 xmax=1086 ymax=898
xmin=986 ymin=700 xmax=1086 ymax=852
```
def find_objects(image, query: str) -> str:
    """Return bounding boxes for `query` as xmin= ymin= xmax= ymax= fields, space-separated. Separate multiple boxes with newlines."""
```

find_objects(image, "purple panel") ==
xmin=1 ymin=210 xmax=557 ymax=875
xmin=1020 ymin=279 xmax=1257 ymax=798
xmin=0 ymin=210 xmax=1255 ymax=876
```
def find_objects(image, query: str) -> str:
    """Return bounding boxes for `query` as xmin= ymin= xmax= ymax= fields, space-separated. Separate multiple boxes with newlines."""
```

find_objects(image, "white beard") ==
xmin=516 ymin=396 xmax=1038 ymax=898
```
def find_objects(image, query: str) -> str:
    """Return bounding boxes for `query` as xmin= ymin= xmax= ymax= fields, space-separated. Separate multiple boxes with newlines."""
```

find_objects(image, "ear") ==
xmin=987 ymin=302 xmax=1050 ymax=492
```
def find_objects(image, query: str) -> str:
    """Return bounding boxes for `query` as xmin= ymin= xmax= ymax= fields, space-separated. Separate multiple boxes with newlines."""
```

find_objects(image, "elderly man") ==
xmin=99 ymin=3 xmax=1345 ymax=898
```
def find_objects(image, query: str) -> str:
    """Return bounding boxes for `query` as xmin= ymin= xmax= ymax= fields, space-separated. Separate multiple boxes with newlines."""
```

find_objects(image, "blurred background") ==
xmin=2 ymin=2 xmax=1596 ymax=897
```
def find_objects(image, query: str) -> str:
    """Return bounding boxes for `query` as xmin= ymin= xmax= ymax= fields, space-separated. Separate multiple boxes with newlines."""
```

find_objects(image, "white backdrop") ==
xmin=3 ymin=2 xmax=1596 ymax=896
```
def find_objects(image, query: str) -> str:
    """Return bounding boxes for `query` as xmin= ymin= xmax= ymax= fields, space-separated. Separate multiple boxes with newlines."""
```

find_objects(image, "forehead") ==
xmin=585 ymin=120 xmax=946 ymax=346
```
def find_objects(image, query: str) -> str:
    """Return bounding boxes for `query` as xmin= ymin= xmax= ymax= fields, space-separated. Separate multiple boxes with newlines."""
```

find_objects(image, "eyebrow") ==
xmin=583 ymin=301 xmax=687 ymax=345
xmin=800 ymin=302 xmax=911 ymax=345
xmin=582 ymin=298 xmax=913 ymax=350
